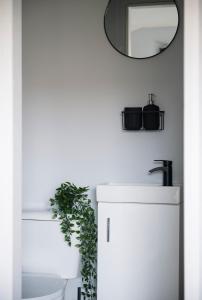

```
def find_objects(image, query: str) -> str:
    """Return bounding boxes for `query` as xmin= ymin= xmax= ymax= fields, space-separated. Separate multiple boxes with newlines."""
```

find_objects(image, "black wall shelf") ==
xmin=122 ymin=110 xmax=165 ymax=131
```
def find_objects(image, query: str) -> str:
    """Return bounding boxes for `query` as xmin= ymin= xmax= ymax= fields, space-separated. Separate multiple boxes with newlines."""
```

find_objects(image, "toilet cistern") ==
xmin=149 ymin=160 xmax=173 ymax=186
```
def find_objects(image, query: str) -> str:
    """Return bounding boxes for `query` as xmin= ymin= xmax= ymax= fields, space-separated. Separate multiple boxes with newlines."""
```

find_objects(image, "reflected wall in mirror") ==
xmin=104 ymin=0 xmax=179 ymax=59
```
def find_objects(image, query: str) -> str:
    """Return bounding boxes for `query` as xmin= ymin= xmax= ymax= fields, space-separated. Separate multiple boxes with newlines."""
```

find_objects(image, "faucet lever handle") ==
xmin=154 ymin=160 xmax=172 ymax=166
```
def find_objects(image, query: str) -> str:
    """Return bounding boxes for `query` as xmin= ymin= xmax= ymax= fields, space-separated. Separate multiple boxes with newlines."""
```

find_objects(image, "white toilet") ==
xmin=22 ymin=273 xmax=66 ymax=300
xmin=22 ymin=211 xmax=80 ymax=300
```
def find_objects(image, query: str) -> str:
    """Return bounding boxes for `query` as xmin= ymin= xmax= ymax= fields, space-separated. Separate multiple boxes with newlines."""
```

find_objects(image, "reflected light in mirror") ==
xmin=128 ymin=4 xmax=178 ymax=58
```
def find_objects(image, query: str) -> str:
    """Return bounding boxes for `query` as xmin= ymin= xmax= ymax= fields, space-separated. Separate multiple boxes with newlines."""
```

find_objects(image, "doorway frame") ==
xmin=0 ymin=0 xmax=22 ymax=299
xmin=0 ymin=0 xmax=201 ymax=299
xmin=184 ymin=0 xmax=201 ymax=299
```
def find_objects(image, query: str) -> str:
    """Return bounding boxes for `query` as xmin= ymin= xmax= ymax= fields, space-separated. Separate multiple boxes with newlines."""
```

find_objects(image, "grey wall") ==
xmin=22 ymin=0 xmax=183 ymax=210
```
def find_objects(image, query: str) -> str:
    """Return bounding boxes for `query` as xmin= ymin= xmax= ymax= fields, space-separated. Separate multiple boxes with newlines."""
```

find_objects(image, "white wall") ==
xmin=200 ymin=1 xmax=202 ymax=295
xmin=22 ymin=0 xmax=183 ymax=210
xmin=0 ymin=0 xmax=22 ymax=299
xmin=200 ymin=2 xmax=202 ymax=296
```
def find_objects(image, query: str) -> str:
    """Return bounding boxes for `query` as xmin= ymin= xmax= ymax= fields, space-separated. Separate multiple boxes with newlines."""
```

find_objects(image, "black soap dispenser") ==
xmin=143 ymin=94 xmax=160 ymax=130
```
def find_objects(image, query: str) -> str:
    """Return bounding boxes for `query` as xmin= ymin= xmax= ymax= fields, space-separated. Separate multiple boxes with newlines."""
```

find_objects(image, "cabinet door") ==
xmin=97 ymin=203 xmax=179 ymax=300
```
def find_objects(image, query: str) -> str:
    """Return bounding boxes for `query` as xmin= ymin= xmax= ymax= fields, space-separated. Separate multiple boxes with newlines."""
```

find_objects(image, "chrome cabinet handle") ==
xmin=107 ymin=218 xmax=110 ymax=242
xmin=77 ymin=287 xmax=81 ymax=300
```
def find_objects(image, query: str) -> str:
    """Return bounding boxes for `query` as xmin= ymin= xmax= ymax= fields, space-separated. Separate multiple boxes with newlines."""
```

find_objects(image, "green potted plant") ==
xmin=50 ymin=182 xmax=97 ymax=300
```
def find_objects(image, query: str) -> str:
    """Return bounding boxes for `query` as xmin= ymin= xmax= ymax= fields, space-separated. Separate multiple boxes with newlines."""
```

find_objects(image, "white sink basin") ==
xmin=96 ymin=183 xmax=180 ymax=205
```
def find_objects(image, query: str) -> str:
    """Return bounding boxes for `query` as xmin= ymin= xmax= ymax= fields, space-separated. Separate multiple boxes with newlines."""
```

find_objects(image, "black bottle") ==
xmin=143 ymin=94 xmax=160 ymax=130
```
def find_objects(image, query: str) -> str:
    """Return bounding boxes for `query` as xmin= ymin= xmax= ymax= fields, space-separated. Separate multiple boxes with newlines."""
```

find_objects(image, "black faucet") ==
xmin=149 ymin=160 xmax=173 ymax=186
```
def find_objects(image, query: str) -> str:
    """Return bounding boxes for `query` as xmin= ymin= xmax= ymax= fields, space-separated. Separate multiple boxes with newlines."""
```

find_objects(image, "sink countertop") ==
xmin=96 ymin=183 xmax=181 ymax=205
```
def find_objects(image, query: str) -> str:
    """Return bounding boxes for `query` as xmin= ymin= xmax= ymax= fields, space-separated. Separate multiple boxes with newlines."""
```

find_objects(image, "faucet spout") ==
xmin=149 ymin=167 xmax=167 ymax=174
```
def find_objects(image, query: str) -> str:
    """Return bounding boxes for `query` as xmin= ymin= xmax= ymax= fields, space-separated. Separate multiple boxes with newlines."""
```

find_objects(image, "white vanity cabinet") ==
xmin=97 ymin=184 xmax=180 ymax=300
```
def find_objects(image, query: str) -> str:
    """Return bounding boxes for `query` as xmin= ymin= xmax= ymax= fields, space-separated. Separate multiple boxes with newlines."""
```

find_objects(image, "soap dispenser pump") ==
xmin=143 ymin=94 xmax=160 ymax=130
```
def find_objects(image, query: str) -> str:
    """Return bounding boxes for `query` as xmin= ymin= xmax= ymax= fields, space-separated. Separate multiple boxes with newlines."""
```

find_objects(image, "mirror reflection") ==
xmin=104 ymin=1 xmax=179 ymax=59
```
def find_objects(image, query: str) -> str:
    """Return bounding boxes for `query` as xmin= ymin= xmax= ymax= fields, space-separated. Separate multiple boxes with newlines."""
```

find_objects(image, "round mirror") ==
xmin=104 ymin=0 xmax=179 ymax=59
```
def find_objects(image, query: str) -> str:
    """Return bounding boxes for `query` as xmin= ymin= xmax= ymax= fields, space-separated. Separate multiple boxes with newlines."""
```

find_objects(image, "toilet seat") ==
xmin=22 ymin=273 xmax=67 ymax=300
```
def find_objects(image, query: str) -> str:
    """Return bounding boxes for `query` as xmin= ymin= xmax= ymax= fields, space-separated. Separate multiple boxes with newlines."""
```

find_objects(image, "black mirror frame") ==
xmin=104 ymin=0 xmax=180 ymax=60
